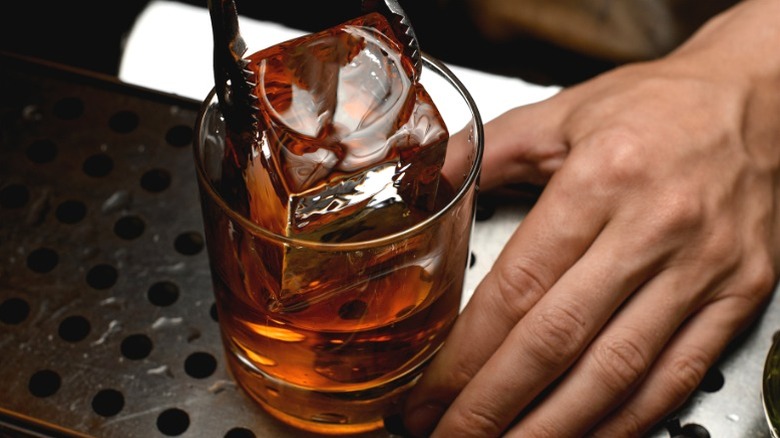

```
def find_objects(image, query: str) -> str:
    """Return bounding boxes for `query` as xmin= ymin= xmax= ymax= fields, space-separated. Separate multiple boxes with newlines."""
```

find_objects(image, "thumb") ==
xmin=478 ymin=100 xmax=569 ymax=192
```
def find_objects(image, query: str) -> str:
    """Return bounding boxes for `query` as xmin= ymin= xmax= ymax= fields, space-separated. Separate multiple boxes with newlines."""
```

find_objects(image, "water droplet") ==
xmin=207 ymin=380 xmax=237 ymax=394
xmin=91 ymin=320 xmax=122 ymax=346
xmin=23 ymin=104 xmax=43 ymax=121
xmin=147 ymin=365 xmax=172 ymax=377
xmin=101 ymin=191 xmax=132 ymax=214
xmin=151 ymin=316 xmax=183 ymax=330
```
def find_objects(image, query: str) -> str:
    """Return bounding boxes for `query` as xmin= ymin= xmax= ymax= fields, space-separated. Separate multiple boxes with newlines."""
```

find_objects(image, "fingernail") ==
xmin=405 ymin=402 xmax=446 ymax=437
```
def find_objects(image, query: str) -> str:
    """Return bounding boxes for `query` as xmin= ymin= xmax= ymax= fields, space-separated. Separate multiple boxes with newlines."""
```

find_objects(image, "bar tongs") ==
xmin=206 ymin=0 xmax=423 ymax=146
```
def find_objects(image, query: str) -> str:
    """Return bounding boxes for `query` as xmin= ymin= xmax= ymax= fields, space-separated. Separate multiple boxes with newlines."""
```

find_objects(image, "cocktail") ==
xmin=194 ymin=2 xmax=483 ymax=434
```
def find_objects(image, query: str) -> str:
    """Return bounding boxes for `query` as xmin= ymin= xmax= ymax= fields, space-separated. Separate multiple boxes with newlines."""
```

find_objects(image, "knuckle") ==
xmin=525 ymin=301 xmax=589 ymax=368
xmin=649 ymin=190 xmax=705 ymax=237
xmin=526 ymin=417 xmax=568 ymax=438
xmin=601 ymin=141 xmax=648 ymax=184
xmin=590 ymin=334 xmax=650 ymax=394
xmin=611 ymin=408 xmax=646 ymax=438
xmin=744 ymin=254 xmax=776 ymax=297
xmin=494 ymin=258 xmax=551 ymax=320
xmin=579 ymin=128 xmax=650 ymax=188
xmin=595 ymin=407 xmax=647 ymax=438
xmin=716 ymin=252 xmax=775 ymax=310
xmin=445 ymin=360 xmax=480 ymax=390
xmin=663 ymin=347 xmax=711 ymax=402
xmin=699 ymin=229 xmax=740 ymax=266
xmin=451 ymin=402 xmax=506 ymax=437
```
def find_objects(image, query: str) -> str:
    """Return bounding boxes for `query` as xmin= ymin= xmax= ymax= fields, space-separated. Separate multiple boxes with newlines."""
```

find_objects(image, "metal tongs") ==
xmin=207 ymin=0 xmax=259 ymax=146
xmin=207 ymin=0 xmax=422 ymax=141
xmin=361 ymin=0 xmax=422 ymax=80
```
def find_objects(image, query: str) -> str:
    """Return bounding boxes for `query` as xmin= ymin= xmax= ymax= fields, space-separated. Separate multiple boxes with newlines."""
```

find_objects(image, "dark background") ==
xmin=0 ymin=0 xmax=616 ymax=87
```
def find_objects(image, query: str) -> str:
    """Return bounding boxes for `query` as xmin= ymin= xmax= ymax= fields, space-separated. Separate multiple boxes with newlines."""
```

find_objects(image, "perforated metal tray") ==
xmin=0 ymin=52 xmax=369 ymax=438
xmin=0 ymin=52 xmax=777 ymax=438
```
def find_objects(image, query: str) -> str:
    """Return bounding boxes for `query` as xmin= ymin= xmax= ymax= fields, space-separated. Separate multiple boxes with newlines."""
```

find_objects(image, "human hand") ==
xmin=401 ymin=2 xmax=780 ymax=436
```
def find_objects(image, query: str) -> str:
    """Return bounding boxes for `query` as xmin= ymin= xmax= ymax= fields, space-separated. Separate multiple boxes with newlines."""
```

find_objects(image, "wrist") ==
xmin=667 ymin=0 xmax=780 ymax=86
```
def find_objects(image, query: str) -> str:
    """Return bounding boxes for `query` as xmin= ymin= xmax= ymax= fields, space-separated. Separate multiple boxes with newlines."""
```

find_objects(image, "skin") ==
xmin=402 ymin=0 xmax=780 ymax=436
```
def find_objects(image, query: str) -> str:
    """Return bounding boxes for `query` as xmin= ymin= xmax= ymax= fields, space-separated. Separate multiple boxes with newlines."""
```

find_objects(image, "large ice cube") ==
xmin=223 ymin=13 xmax=450 ymax=308
xmin=241 ymin=12 xmax=449 ymax=240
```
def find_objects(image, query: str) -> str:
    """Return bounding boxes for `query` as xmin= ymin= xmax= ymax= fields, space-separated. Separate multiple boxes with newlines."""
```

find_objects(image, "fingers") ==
xmin=420 ymin=208 xmax=672 ymax=438
xmin=590 ymin=288 xmax=767 ymax=436
xmin=502 ymin=254 xmax=769 ymax=438
xmin=500 ymin=264 xmax=704 ymax=437
xmin=402 ymin=161 xmax=610 ymax=436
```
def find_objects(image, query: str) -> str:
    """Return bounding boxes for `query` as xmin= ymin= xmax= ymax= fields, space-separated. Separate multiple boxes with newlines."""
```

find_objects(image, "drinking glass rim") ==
xmin=193 ymin=53 xmax=484 ymax=250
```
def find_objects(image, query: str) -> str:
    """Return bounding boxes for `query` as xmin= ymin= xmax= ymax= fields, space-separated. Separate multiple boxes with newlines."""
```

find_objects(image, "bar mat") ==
xmin=0 ymin=52 xmax=386 ymax=438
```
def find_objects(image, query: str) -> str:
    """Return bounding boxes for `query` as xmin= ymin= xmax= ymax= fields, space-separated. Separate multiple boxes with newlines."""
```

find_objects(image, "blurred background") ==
xmin=0 ymin=0 xmax=619 ymax=87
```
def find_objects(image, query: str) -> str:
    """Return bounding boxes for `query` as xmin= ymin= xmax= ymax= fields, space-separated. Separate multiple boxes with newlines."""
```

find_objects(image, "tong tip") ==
xmin=362 ymin=0 xmax=422 ymax=80
xmin=208 ymin=0 xmax=259 ymax=137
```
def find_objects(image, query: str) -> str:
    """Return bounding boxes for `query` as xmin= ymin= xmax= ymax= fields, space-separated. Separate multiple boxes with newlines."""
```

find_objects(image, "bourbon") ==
xmin=197 ymin=11 xmax=475 ymax=434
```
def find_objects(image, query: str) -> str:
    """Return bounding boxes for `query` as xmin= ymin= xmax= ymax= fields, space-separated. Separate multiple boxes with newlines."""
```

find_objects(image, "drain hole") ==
xmin=28 ymin=370 xmax=61 ymax=397
xmin=157 ymin=408 xmax=190 ymax=436
xmin=121 ymin=334 xmax=153 ymax=360
xmin=174 ymin=232 xmax=204 ymax=255
xmin=166 ymin=125 xmax=194 ymax=148
xmin=114 ymin=216 xmax=145 ymax=240
xmin=83 ymin=153 xmax=114 ymax=178
xmin=0 ymin=297 xmax=30 ymax=325
xmin=55 ymin=200 xmax=87 ymax=224
xmin=58 ymin=315 xmax=91 ymax=342
xmin=140 ymin=168 xmax=171 ymax=193
xmin=676 ymin=423 xmax=710 ymax=438
xmin=86 ymin=264 xmax=118 ymax=290
xmin=469 ymin=252 xmax=476 ymax=268
xmin=92 ymin=389 xmax=125 ymax=417
xmin=697 ymin=367 xmax=724 ymax=393
xmin=0 ymin=183 xmax=30 ymax=209
xmin=148 ymin=281 xmax=179 ymax=307
xmin=26 ymin=139 xmax=58 ymax=163
xmin=52 ymin=97 xmax=84 ymax=120
xmin=109 ymin=110 xmax=140 ymax=134
xmin=184 ymin=352 xmax=217 ymax=379
xmin=210 ymin=303 xmax=219 ymax=322
xmin=27 ymin=247 xmax=59 ymax=273
xmin=225 ymin=427 xmax=256 ymax=438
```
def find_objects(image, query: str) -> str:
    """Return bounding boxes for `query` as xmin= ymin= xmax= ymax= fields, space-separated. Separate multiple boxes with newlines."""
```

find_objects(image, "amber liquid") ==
xmin=202 ymin=177 xmax=467 ymax=434
xmin=200 ymin=12 xmax=472 ymax=434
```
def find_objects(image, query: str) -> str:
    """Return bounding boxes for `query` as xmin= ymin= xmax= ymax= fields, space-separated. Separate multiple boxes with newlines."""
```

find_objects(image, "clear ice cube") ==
xmin=226 ymin=13 xmax=450 ymax=306
xmin=243 ymin=12 xmax=448 ymax=239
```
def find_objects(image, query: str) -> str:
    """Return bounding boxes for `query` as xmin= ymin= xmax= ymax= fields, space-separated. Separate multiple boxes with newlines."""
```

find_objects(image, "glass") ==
xmin=193 ymin=54 xmax=483 ymax=435
xmin=765 ymin=331 xmax=780 ymax=438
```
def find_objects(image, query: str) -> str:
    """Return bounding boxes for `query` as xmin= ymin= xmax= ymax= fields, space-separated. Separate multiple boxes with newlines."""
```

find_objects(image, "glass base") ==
xmin=254 ymin=399 xmax=385 ymax=435
xmin=224 ymin=342 xmax=422 ymax=435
